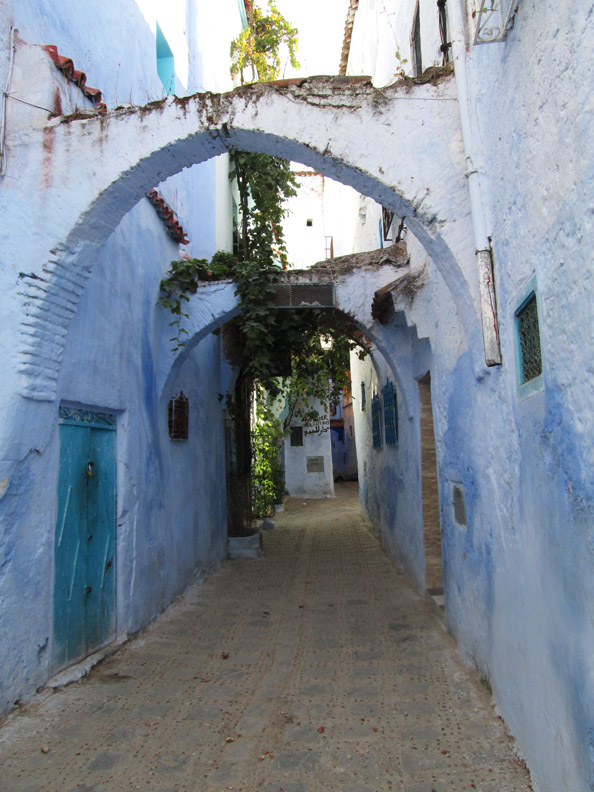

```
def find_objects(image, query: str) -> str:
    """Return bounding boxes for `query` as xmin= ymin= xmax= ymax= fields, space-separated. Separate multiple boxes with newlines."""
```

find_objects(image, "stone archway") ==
xmin=159 ymin=239 xmax=429 ymax=421
xmin=7 ymin=73 xmax=482 ymax=403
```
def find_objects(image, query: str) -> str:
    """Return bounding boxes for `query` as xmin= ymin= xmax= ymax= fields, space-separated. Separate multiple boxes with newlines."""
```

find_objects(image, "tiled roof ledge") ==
xmin=147 ymin=190 xmax=190 ymax=245
xmin=42 ymin=45 xmax=107 ymax=114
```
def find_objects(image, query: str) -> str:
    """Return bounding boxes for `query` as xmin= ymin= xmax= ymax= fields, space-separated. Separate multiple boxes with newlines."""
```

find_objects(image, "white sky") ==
xmin=272 ymin=0 xmax=351 ymax=78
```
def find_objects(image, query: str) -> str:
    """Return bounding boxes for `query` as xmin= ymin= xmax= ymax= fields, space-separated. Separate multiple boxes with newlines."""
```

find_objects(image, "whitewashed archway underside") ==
xmin=15 ymin=72 xmax=479 ymax=401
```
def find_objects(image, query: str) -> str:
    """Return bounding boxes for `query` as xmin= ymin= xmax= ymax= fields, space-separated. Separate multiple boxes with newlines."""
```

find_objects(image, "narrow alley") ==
xmin=0 ymin=486 xmax=532 ymax=792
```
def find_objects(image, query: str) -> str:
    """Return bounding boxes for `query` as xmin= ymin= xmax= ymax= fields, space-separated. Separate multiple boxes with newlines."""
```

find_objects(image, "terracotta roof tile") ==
xmin=147 ymin=190 xmax=190 ymax=245
xmin=43 ymin=45 xmax=107 ymax=113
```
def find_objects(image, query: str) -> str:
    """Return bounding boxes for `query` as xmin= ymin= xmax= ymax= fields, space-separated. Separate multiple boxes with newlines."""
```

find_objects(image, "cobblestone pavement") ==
xmin=0 ymin=485 xmax=532 ymax=792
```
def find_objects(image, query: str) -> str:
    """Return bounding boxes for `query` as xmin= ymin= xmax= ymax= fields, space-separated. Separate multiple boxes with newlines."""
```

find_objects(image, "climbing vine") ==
xmin=158 ymin=252 xmax=237 ymax=351
xmin=230 ymin=1 xmax=299 ymax=85
xmin=231 ymin=150 xmax=297 ymax=267
xmin=251 ymin=389 xmax=286 ymax=517
xmin=158 ymin=2 xmax=367 ymax=524
xmin=158 ymin=250 xmax=365 ymax=402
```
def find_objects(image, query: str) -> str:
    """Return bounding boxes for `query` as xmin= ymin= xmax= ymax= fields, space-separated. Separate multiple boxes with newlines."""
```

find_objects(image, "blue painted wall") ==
xmin=0 ymin=0 xmax=236 ymax=712
xmin=1 ymin=3 xmax=593 ymax=790
xmin=351 ymin=338 xmax=425 ymax=592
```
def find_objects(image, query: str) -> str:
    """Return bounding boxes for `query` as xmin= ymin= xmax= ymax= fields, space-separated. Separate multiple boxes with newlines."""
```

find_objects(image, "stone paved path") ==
xmin=0 ymin=485 xmax=532 ymax=792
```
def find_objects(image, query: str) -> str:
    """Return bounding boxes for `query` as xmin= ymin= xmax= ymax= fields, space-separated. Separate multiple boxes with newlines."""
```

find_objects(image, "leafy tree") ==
xmin=230 ymin=150 xmax=298 ymax=266
xmin=230 ymin=2 xmax=300 ymax=85
xmin=251 ymin=389 xmax=286 ymax=517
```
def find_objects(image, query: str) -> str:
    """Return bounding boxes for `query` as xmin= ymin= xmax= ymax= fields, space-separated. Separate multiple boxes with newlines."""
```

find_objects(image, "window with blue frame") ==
xmin=514 ymin=279 xmax=544 ymax=396
xmin=516 ymin=293 xmax=542 ymax=383
xmin=360 ymin=381 xmax=366 ymax=411
xmin=371 ymin=394 xmax=382 ymax=449
xmin=383 ymin=380 xmax=398 ymax=444
xmin=156 ymin=22 xmax=175 ymax=94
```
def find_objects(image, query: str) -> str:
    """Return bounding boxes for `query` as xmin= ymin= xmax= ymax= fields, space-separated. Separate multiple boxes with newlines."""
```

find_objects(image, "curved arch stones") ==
xmin=15 ymin=74 xmax=481 ymax=401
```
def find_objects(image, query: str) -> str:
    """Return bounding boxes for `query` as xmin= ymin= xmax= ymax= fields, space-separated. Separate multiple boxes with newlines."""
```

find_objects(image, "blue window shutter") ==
xmin=372 ymin=394 xmax=382 ymax=449
xmin=383 ymin=380 xmax=398 ymax=445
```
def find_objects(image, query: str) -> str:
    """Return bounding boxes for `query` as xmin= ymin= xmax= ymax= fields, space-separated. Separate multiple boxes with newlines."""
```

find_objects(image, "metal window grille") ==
xmin=411 ymin=3 xmax=422 ymax=76
xmin=383 ymin=380 xmax=398 ymax=445
xmin=290 ymin=426 xmax=304 ymax=447
xmin=516 ymin=293 xmax=542 ymax=384
xmin=59 ymin=406 xmax=116 ymax=430
xmin=371 ymin=394 xmax=382 ymax=449
xmin=382 ymin=207 xmax=394 ymax=241
xmin=452 ymin=484 xmax=467 ymax=526
xmin=273 ymin=283 xmax=335 ymax=309
xmin=361 ymin=381 xmax=366 ymax=411
xmin=437 ymin=0 xmax=451 ymax=64
xmin=474 ymin=0 xmax=519 ymax=45
xmin=168 ymin=392 xmax=189 ymax=439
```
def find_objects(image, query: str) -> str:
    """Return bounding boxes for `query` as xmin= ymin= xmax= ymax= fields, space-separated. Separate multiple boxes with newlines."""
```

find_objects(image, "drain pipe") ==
xmin=0 ymin=25 xmax=17 ymax=179
xmin=448 ymin=0 xmax=502 ymax=366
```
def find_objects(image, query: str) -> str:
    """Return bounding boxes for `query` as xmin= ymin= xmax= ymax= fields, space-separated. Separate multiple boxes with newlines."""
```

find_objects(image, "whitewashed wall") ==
xmin=285 ymin=400 xmax=334 ymax=498
xmin=0 ymin=0 xmax=241 ymax=714
xmin=345 ymin=2 xmax=594 ymax=790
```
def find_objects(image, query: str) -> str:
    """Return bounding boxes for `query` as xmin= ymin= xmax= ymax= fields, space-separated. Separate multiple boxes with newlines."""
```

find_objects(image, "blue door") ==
xmin=53 ymin=408 xmax=116 ymax=671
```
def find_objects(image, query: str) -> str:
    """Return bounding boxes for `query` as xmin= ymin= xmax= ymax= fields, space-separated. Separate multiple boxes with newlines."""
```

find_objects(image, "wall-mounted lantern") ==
xmin=474 ymin=0 xmax=519 ymax=44
xmin=168 ymin=391 xmax=189 ymax=440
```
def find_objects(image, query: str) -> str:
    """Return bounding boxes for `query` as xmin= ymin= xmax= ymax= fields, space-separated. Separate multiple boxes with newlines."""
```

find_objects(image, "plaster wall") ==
xmin=285 ymin=402 xmax=334 ymax=499
xmin=348 ymin=0 xmax=445 ymax=86
xmin=0 ymin=199 xmax=229 ymax=711
xmin=0 ymin=0 xmax=238 ymax=712
xmin=455 ymin=3 xmax=594 ymax=789
xmin=343 ymin=2 xmax=594 ymax=790
xmin=284 ymin=172 xmax=397 ymax=271
xmin=349 ymin=257 xmax=450 ymax=596
xmin=8 ymin=0 xmax=236 ymax=295
xmin=283 ymin=173 xmax=328 ymax=269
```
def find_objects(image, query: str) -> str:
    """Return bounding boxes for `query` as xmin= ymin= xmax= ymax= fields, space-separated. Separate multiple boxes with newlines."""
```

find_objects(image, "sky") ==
xmin=272 ymin=0 xmax=351 ymax=79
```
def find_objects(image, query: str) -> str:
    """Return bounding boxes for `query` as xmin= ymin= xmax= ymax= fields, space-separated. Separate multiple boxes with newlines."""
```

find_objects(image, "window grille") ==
xmin=290 ymin=426 xmax=304 ymax=447
xmin=515 ymin=292 xmax=542 ymax=384
xmin=273 ymin=283 xmax=335 ymax=309
xmin=371 ymin=394 xmax=382 ymax=449
xmin=59 ymin=406 xmax=116 ymax=430
xmin=452 ymin=483 xmax=467 ymax=526
xmin=437 ymin=0 xmax=451 ymax=64
xmin=383 ymin=380 xmax=398 ymax=445
xmin=411 ymin=3 xmax=422 ymax=76
xmin=474 ymin=0 xmax=519 ymax=45
xmin=382 ymin=207 xmax=394 ymax=241
xmin=168 ymin=392 xmax=189 ymax=440
xmin=361 ymin=381 xmax=366 ymax=411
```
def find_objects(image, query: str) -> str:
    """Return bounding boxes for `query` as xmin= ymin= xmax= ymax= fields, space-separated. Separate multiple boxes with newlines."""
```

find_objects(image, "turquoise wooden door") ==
xmin=53 ymin=409 xmax=116 ymax=671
